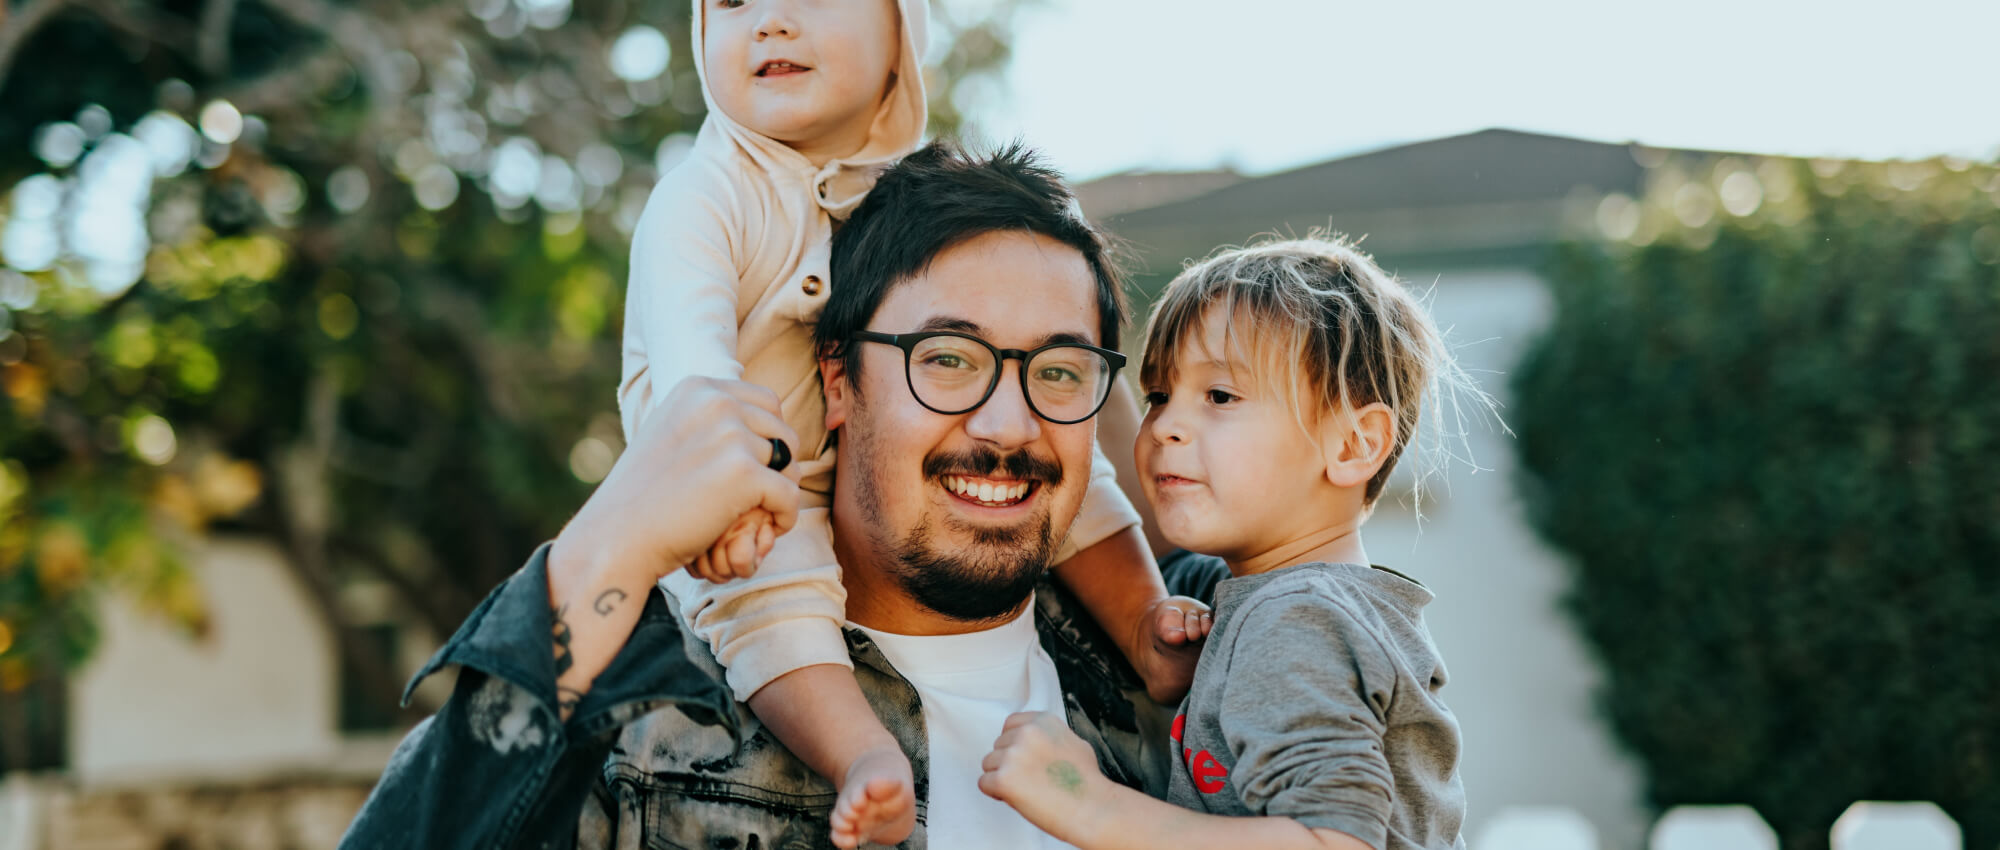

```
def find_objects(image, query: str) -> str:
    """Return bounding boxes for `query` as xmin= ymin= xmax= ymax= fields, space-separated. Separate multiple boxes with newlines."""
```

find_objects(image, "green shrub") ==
xmin=1513 ymin=156 xmax=2000 ymax=849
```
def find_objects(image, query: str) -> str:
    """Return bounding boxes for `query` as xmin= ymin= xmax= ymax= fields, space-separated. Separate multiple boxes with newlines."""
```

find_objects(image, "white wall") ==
xmin=1364 ymin=267 xmax=1649 ymax=849
xmin=69 ymin=536 xmax=342 ymax=785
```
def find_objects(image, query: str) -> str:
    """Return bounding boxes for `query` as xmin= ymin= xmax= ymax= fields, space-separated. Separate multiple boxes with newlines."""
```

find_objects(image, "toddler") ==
xmin=980 ymin=235 xmax=1486 ymax=850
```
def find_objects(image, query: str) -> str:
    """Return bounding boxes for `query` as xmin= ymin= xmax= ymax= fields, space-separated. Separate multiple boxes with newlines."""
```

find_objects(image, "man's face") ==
xmin=824 ymin=229 xmax=1102 ymax=623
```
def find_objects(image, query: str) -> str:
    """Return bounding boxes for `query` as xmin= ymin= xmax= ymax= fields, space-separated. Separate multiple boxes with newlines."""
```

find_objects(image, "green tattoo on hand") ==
xmin=1047 ymin=760 xmax=1084 ymax=797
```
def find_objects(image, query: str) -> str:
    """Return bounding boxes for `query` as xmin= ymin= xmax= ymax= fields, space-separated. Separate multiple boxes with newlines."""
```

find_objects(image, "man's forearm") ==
xmin=546 ymin=538 xmax=659 ymax=720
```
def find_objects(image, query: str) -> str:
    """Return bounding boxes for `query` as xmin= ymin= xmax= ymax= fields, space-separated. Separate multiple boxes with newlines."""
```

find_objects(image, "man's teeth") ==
xmin=944 ymin=475 xmax=1031 ymax=504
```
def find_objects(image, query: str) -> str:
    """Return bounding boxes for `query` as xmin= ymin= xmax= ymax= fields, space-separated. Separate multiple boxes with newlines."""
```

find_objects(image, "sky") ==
xmin=977 ymin=0 xmax=2000 ymax=180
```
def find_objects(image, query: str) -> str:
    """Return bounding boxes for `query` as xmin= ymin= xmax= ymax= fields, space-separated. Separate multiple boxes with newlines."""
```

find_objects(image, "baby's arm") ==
xmin=979 ymin=712 xmax=1374 ymax=850
xmin=1051 ymin=380 xmax=1210 ymax=702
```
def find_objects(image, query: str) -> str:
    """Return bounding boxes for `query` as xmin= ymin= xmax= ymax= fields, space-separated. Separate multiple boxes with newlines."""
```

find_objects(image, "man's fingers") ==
xmin=698 ymin=377 xmax=787 ymax=421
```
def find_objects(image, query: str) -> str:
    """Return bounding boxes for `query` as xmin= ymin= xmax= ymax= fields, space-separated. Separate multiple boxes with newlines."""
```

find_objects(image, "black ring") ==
xmin=765 ymin=437 xmax=790 ymax=471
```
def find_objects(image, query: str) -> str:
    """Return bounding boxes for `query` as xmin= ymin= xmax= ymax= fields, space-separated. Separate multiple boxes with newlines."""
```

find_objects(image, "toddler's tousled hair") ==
xmin=1139 ymin=233 xmax=1492 ymax=511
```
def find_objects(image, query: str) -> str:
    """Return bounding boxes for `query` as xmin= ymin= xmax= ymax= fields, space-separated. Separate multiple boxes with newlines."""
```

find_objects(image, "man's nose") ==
xmin=963 ymin=363 xmax=1042 ymax=450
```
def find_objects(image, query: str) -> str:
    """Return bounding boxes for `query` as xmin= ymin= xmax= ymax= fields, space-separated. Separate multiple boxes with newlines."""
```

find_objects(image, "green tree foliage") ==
xmin=1513 ymin=155 xmax=2000 ymax=848
xmin=0 ymin=0 xmax=1032 ymax=728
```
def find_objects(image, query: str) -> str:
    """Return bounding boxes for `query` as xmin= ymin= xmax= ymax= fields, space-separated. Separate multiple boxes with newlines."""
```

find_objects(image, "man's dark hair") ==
xmin=815 ymin=140 xmax=1127 ymax=383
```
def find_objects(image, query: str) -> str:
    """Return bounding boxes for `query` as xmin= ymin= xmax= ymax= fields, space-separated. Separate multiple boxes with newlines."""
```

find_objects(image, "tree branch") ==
xmin=0 ymin=0 xmax=76 ymax=94
xmin=197 ymin=0 xmax=240 ymax=76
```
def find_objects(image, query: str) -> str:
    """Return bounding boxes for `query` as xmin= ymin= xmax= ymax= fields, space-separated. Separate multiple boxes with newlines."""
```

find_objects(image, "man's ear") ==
xmin=820 ymin=352 xmax=852 ymax=431
xmin=1320 ymin=402 xmax=1396 ymax=489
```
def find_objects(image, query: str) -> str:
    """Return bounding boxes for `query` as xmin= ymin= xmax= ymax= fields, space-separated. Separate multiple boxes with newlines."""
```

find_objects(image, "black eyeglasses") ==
xmin=849 ymin=331 xmax=1126 ymax=425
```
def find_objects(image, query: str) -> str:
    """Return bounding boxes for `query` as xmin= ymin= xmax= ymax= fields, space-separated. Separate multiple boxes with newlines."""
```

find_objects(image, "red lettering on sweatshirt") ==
xmin=1170 ymin=711 xmax=1229 ymax=795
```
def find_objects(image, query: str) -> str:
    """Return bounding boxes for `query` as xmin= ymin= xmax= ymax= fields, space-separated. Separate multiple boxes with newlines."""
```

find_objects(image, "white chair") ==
xmin=1831 ymin=801 xmax=1961 ymax=850
xmin=0 ymin=775 xmax=42 ymax=850
xmin=1475 ymin=806 xmax=1598 ymax=850
xmin=1651 ymin=805 xmax=1778 ymax=850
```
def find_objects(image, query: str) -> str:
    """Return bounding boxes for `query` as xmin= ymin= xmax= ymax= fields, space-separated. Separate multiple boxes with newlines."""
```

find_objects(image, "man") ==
xmin=339 ymin=142 xmax=1181 ymax=850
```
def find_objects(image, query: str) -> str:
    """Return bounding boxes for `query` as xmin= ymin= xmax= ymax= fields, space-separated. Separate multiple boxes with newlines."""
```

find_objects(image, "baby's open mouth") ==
xmin=941 ymin=474 xmax=1038 ymax=508
xmin=756 ymin=61 xmax=811 ymax=77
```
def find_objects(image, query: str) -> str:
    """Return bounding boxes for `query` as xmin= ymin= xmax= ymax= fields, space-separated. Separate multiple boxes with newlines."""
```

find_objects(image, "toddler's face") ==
xmin=702 ymin=0 xmax=901 ymax=152
xmin=1136 ymin=308 xmax=1333 ymax=563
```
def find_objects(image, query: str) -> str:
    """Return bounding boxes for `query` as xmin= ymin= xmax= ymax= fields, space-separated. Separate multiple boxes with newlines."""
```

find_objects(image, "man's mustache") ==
xmin=922 ymin=446 xmax=1064 ymax=487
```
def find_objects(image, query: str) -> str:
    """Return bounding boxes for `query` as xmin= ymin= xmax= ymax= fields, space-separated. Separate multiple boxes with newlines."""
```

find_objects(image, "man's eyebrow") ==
xmin=914 ymin=316 xmax=1097 ymax=349
xmin=916 ymin=316 xmax=984 ymax=335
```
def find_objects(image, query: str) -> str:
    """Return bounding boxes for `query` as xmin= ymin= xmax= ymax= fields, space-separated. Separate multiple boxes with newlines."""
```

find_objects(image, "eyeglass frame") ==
xmin=848 ymin=330 xmax=1127 ymax=425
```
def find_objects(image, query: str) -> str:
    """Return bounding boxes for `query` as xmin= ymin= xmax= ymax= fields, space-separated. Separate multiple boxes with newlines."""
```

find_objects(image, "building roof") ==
xmin=1085 ymin=128 xmax=1735 ymax=280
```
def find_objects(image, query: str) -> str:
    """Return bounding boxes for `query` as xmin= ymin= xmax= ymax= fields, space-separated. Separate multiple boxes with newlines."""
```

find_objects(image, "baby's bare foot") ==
xmin=828 ymin=746 xmax=916 ymax=848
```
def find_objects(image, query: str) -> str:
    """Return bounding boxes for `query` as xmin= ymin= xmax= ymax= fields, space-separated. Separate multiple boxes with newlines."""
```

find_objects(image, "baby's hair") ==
xmin=1138 ymin=232 xmax=1495 ymax=514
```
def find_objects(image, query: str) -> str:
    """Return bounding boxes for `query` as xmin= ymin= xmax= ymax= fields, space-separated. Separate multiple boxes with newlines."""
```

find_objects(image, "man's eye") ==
xmin=1036 ymin=366 xmax=1081 ymax=385
xmin=1206 ymin=390 xmax=1238 ymax=406
xmin=921 ymin=353 xmax=972 ymax=370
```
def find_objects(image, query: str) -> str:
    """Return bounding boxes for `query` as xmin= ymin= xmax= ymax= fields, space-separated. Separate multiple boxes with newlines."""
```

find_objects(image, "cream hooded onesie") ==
xmin=620 ymin=0 xmax=1141 ymax=702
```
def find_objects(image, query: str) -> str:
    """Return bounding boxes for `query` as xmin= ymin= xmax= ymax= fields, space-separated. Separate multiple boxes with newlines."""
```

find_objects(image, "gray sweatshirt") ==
xmin=1165 ymin=562 xmax=1467 ymax=850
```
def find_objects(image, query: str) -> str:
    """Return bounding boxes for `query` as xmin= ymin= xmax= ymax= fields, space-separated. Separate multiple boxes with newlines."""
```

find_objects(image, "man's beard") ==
xmin=858 ymin=440 xmax=1067 ymax=624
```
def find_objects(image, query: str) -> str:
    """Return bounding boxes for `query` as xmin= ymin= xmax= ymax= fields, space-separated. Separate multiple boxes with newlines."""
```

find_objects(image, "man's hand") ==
xmin=544 ymin=378 xmax=802 ymax=719
xmin=1134 ymin=595 xmax=1211 ymax=704
xmin=979 ymin=711 xmax=1110 ymax=847
xmin=553 ymin=378 xmax=801 ymax=592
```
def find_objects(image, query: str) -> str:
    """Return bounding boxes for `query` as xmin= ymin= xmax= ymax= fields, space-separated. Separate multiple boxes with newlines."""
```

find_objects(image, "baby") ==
xmin=619 ymin=2 xmax=1206 ymax=846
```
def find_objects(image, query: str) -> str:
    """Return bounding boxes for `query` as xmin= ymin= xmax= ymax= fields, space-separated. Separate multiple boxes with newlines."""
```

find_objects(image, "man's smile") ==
xmin=939 ymin=474 xmax=1040 ymax=510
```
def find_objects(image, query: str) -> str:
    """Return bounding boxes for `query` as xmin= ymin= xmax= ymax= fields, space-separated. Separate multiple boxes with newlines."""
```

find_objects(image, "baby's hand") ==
xmin=979 ymin=711 xmax=1106 ymax=845
xmin=686 ymin=509 xmax=777 ymax=583
xmin=1137 ymin=595 xmax=1211 ymax=703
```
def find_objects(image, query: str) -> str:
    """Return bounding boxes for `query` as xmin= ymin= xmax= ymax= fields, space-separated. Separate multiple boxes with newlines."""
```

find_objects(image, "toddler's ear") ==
xmin=1320 ymin=402 xmax=1396 ymax=489
xmin=821 ymin=353 xmax=852 ymax=431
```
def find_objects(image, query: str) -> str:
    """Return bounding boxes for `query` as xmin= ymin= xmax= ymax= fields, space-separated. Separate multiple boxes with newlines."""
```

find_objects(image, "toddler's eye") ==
xmin=716 ymin=0 xmax=744 ymax=8
xmin=1205 ymin=389 xmax=1238 ymax=406
xmin=1142 ymin=391 xmax=1168 ymax=408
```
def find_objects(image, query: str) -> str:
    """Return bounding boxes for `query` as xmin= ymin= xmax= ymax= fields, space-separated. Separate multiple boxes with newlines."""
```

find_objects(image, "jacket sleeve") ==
xmin=339 ymin=543 xmax=736 ymax=850
xmin=618 ymin=164 xmax=748 ymax=443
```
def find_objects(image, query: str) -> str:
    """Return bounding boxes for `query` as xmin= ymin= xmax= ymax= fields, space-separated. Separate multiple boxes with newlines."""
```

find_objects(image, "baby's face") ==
xmin=702 ymin=0 xmax=901 ymax=156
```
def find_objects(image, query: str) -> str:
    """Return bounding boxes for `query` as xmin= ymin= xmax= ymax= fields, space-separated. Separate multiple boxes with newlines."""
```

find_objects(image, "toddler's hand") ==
xmin=979 ymin=711 xmax=1107 ymax=846
xmin=1137 ymin=595 xmax=1211 ymax=703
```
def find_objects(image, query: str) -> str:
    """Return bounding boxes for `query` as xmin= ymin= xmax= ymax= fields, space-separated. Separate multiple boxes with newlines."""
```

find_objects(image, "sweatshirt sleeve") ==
xmin=619 ymin=166 xmax=747 ymax=442
xmin=1216 ymin=588 xmax=1398 ymax=847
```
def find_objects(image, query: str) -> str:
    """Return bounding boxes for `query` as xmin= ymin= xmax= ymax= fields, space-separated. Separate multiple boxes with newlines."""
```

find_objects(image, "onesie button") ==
xmin=802 ymin=275 xmax=823 ymax=296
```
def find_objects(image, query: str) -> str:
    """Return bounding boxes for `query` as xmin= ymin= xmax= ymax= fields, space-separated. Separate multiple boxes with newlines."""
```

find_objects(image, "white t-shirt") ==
xmin=852 ymin=606 xmax=1079 ymax=850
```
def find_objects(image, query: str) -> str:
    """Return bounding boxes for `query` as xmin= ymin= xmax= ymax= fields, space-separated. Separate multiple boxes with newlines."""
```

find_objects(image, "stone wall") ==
xmin=2 ymin=775 xmax=373 ymax=850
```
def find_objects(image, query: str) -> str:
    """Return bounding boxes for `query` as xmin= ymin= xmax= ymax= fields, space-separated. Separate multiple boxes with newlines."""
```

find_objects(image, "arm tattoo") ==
xmin=551 ymin=604 xmax=574 ymax=677
xmin=592 ymin=587 xmax=628 ymax=616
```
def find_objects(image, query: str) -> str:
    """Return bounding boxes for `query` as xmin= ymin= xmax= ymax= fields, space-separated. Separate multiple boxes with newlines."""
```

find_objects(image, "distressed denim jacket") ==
xmin=339 ymin=543 xmax=1174 ymax=850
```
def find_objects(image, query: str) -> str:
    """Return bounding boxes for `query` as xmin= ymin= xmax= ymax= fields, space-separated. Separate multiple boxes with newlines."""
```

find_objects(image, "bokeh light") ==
xmin=328 ymin=166 xmax=371 ymax=214
xmin=198 ymin=100 xmax=244 ymax=145
xmin=132 ymin=415 xmax=178 ymax=466
xmin=33 ymin=122 xmax=86 ymax=168
xmin=610 ymin=26 xmax=671 ymax=82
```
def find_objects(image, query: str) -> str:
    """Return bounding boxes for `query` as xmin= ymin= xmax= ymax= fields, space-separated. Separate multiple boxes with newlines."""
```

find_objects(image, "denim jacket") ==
xmin=339 ymin=543 xmax=1174 ymax=850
